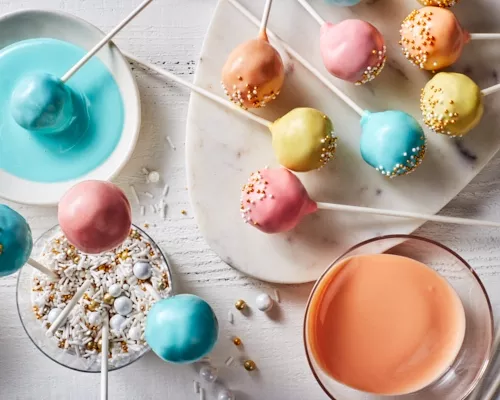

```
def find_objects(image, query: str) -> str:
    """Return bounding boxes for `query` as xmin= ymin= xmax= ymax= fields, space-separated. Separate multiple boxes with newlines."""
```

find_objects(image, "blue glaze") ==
xmin=0 ymin=205 xmax=32 ymax=276
xmin=360 ymin=110 xmax=426 ymax=177
xmin=0 ymin=38 xmax=124 ymax=183
xmin=10 ymin=72 xmax=77 ymax=135
xmin=145 ymin=294 xmax=219 ymax=364
xmin=324 ymin=0 xmax=362 ymax=6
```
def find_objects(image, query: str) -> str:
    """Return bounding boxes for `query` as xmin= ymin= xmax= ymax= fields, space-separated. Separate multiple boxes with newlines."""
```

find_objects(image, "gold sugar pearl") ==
xmin=235 ymin=299 xmax=246 ymax=311
xmin=0 ymin=243 xmax=3 ymax=255
xmin=233 ymin=337 xmax=242 ymax=346
xmin=103 ymin=293 xmax=115 ymax=305
xmin=88 ymin=300 xmax=100 ymax=311
xmin=86 ymin=341 xmax=97 ymax=351
xmin=244 ymin=360 xmax=257 ymax=371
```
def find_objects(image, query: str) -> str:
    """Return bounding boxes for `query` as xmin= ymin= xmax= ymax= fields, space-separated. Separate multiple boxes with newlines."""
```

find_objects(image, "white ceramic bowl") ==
xmin=0 ymin=9 xmax=141 ymax=206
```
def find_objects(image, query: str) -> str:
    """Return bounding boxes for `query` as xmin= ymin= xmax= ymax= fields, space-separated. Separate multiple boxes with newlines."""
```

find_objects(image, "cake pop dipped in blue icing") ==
xmin=360 ymin=110 xmax=427 ymax=177
xmin=145 ymin=294 xmax=219 ymax=364
xmin=10 ymin=72 xmax=78 ymax=135
xmin=324 ymin=0 xmax=362 ymax=5
xmin=0 ymin=205 xmax=33 ymax=276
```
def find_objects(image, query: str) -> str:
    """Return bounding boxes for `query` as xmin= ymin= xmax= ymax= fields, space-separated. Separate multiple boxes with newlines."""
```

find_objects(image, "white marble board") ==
xmin=187 ymin=0 xmax=500 ymax=283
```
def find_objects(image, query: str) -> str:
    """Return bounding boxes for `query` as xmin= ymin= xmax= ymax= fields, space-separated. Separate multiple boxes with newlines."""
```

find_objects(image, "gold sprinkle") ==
xmin=235 ymin=299 xmax=246 ymax=311
xmin=233 ymin=337 xmax=242 ymax=346
xmin=244 ymin=360 xmax=257 ymax=371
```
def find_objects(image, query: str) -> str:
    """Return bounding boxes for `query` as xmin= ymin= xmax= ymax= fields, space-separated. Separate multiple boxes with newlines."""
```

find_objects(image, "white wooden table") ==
xmin=1 ymin=1 xmax=500 ymax=399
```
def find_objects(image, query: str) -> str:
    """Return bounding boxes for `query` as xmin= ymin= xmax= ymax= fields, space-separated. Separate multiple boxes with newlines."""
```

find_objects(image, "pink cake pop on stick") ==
xmin=297 ymin=0 xmax=386 ymax=85
xmin=240 ymin=168 xmax=500 ymax=234
xmin=58 ymin=181 xmax=132 ymax=254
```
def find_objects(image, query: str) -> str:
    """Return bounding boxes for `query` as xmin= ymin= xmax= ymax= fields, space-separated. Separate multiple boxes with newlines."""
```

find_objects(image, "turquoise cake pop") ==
xmin=360 ymin=111 xmax=426 ymax=177
xmin=0 ymin=205 xmax=33 ymax=276
xmin=324 ymin=0 xmax=362 ymax=5
xmin=145 ymin=294 xmax=219 ymax=364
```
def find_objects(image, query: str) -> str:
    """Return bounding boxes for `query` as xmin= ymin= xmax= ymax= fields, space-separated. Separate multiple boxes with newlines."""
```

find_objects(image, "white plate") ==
xmin=186 ymin=0 xmax=500 ymax=283
xmin=0 ymin=10 xmax=141 ymax=206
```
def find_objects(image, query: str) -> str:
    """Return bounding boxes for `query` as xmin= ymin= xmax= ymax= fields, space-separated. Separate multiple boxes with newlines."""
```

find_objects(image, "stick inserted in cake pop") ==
xmin=125 ymin=51 xmax=337 ymax=173
xmin=240 ymin=168 xmax=500 ymax=234
xmin=296 ymin=0 xmax=386 ymax=85
xmin=101 ymin=315 xmax=109 ymax=400
xmin=10 ymin=0 xmax=153 ymax=135
xmin=230 ymin=0 xmax=426 ymax=178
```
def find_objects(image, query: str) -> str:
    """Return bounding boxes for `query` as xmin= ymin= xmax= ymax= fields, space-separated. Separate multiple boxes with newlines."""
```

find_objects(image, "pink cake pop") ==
xmin=240 ymin=168 xmax=500 ymax=233
xmin=58 ymin=180 xmax=132 ymax=254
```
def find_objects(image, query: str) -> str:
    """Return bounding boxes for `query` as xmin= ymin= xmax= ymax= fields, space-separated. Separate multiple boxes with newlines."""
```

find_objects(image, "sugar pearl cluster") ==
xmin=221 ymin=78 xmax=279 ymax=109
xmin=356 ymin=46 xmax=387 ymax=86
xmin=240 ymin=169 xmax=273 ymax=226
xmin=399 ymin=9 xmax=436 ymax=69
xmin=30 ymin=228 xmax=171 ymax=370
xmin=319 ymin=128 xmax=338 ymax=168
xmin=420 ymin=85 xmax=459 ymax=136
xmin=375 ymin=144 xmax=427 ymax=178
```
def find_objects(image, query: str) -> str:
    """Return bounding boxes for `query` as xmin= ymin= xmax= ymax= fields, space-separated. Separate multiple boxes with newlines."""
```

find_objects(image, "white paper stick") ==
xmin=296 ymin=0 xmax=325 ymax=26
xmin=101 ymin=316 xmax=109 ymax=400
xmin=316 ymin=202 xmax=500 ymax=228
xmin=482 ymin=83 xmax=500 ymax=96
xmin=47 ymin=280 xmax=91 ymax=336
xmin=61 ymin=0 xmax=153 ymax=82
xmin=259 ymin=0 xmax=273 ymax=38
xmin=27 ymin=258 xmax=58 ymax=279
xmin=469 ymin=33 xmax=500 ymax=40
xmin=122 ymin=51 xmax=272 ymax=128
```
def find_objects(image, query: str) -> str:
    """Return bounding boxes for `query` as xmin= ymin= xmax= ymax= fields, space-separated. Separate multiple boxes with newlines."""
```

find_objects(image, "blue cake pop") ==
xmin=0 ymin=205 xmax=33 ymax=276
xmin=146 ymin=294 xmax=219 ymax=364
xmin=360 ymin=110 xmax=427 ymax=177
xmin=10 ymin=72 xmax=76 ymax=135
xmin=324 ymin=0 xmax=362 ymax=5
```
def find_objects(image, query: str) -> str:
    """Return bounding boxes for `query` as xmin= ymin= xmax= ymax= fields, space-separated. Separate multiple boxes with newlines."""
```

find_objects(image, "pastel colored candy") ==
xmin=270 ymin=108 xmax=337 ymax=172
xmin=0 ymin=205 xmax=33 ymax=276
xmin=145 ymin=294 xmax=218 ymax=364
xmin=400 ymin=7 xmax=469 ymax=70
xmin=58 ymin=181 xmax=132 ymax=254
xmin=360 ymin=111 xmax=426 ymax=177
xmin=320 ymin=20 xmax=386 ymax=84
xmin=324 ymin=0 xmax=362 ymax=5
xmin=221 ymin=36 xmax=284 ymax=109
xmin=240 ymin=168 xmax=317 ymax=233
xmin=418 ymin=0 xmax=458 ymax=7
xmin=421 ymin=72 xmax=483 ymax=137
xmin=10 ymin=72 xmax=76 ymax=134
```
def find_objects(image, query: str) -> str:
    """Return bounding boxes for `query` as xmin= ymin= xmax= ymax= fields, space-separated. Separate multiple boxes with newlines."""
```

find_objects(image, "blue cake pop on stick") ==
xmin=324 ymin=0 xmax=362 ymax=5
xmin=145 ymin=294 xmax=219 ymax=364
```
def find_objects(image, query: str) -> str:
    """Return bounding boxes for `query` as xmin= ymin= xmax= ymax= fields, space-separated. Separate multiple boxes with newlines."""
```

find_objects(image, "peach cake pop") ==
xmin=418 ymin=0 xmax=458 ymax=7
xmin=58 ymin=180 xmax=132 ymax=254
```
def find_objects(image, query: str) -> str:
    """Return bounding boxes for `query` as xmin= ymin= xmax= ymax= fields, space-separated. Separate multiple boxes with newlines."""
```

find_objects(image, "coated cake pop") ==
xmin=325 ymin=0 xmax=361 ymax=5
xmin=418 ymin=0 xmax=458 ymax=7
xmin=58 ymin=181 xmax=132 ymax=254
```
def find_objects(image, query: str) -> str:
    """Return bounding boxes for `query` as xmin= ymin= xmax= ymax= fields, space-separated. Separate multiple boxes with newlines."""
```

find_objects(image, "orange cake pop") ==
xmin=400 ymin=7 xmax=469 ymax=71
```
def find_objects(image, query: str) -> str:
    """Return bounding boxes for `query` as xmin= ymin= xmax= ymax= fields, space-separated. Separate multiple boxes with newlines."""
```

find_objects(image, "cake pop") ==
xmin=145 ymin=294 xmax=219 ymax=364
xmin=325 ymin=0 xmax=361 ymax=5
xmin=240 ymin=167 xmax=500 ymax=233
xmin=58 ymin=181 xmax=132 ymax=254
xmin=298 ymin=0 xmax=386 ymax=85
xmin=221 ymin=0 xmax=284 ymax=109
xmin=9 ymin=0 xmax=152 ymax=134
xmin=418 ymin=0 xmax=458 ymax=7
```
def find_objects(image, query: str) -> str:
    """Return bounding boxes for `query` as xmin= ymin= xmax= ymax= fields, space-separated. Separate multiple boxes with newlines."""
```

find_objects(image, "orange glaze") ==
xmin=307 ymin=254 xmax=465 ymax=395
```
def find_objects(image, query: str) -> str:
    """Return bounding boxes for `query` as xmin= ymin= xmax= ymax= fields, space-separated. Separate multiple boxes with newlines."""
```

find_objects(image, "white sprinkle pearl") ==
xmin=88 ymin=312 xmax=102 ymax=326
xmin=133 ymin=261 xmax=152 ymax=280
xmin=218 ymin=389 xmax=236 ymax=400
xmin=108 ymin=283 xmax=122 ymax=298
xmin=123 ymin=283 xmax=130 ymax=291
xmin=148 ymin=171 xmax=160 ymax=183
xmin=199 ymin=365 xmax=218 ymax=383
xmin=114 ymin=296 xmax=133 ymax=316
xmin=47 ymin=308 xmax=62 ymax=324
xmin=128 ymin=326 xmax=141 ymax=341
xmin=110 ymin=314 xmax=127 ymax=331
xmin=256 ymin=293 xmax=274 ymax=312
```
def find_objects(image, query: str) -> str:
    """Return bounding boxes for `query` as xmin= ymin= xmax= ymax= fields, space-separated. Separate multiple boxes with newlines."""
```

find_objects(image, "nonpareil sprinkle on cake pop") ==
xmin=399 ymin=7 xmax=469 ymax=71
xmin=240 ymin=168 xmax=317 ymax=233
xmin=320 ymin=20 xmax=386 ymax=85
xmin=0 ymin=205 xmax=33 ymax=276
xmin=58 ymin=181 xmax=132 ymax=254
xmin=221 ymin=34 xmax=285 ymax=109
xmin=420 ymin=72 xmax=483 ymax=137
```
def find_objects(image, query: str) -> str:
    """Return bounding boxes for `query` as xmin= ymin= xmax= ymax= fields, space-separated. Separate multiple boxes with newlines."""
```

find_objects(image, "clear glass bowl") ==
xmin=303 ymin=235 xmax=493 ymax=400
xmin=16 ymin=224 xmax=174 ymax=373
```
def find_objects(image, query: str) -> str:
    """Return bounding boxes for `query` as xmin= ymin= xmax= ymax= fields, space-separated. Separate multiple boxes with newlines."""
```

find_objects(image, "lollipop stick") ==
xmin=296 ymin=0 xmax=326 ymax=26
xmin=469 ymin=33 xmax=500 ymax=40
xmin=122 ymin=51 xmax=271 ymax=128
xmin=61 ymin=0 xmax=153 ymax=82
xmin=46 ymin=280 xmax=91 ymax=336
xmin=27 ymin=257 xmax=58 ymax=279
xmin=259 ymin=0 xmax=274 ymax=40
xmin=482 ymin=83 xmax=500 ymax=96
xmin=316 ymin=202 xmax=500 ymax=228
xmin=101 ymin=316 xmax=109 ymax=400
xmin=228 ymin=0 xmax=365 ymax=117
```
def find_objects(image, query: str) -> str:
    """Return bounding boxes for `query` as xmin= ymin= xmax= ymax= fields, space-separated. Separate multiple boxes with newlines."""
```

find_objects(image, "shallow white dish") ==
xmin=0 ymin=10 xmax=141 ymax=206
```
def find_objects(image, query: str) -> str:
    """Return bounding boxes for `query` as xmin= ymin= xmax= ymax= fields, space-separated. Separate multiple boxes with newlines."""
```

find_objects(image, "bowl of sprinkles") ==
xmin=16 ymin=224 xmax=173 ymax=372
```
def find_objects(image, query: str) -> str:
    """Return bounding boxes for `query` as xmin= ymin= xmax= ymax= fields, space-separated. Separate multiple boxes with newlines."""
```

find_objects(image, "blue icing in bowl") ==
xmin=145 ymin=294 xmax=219 ymax=364
xmin=360 ymin=110 xmax=427 ymax=177
xmin=324 ymin=0 xmax=362 ymax=5
xmin=0 ymin=205 xmax=33 ymax=276
xmin=10 ymin=72 xmax=77 ymax=135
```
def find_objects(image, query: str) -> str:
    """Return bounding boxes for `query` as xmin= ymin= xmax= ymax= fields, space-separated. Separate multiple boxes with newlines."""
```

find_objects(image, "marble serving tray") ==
xmin=186 ymin=0 xmax=500 ymax=283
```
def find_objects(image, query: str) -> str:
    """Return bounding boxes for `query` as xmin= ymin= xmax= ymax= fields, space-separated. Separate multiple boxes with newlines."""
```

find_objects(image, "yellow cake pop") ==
xmin=420 ymin=72 xmax=483 ymax=137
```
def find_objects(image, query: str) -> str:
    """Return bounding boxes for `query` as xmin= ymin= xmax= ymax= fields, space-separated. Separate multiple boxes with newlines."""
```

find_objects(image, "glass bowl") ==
xmin=304 ymin=235 xmax=493 ymax=400
xmin=16 ymin=224 xmax=174 ymax=373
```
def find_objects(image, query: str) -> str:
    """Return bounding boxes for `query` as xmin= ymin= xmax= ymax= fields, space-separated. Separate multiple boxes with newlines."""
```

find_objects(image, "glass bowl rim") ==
xmin=16 ymin=223 xmax=174 ymax=373
xmin=302 ymin=234 xmax=494 ymax=400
